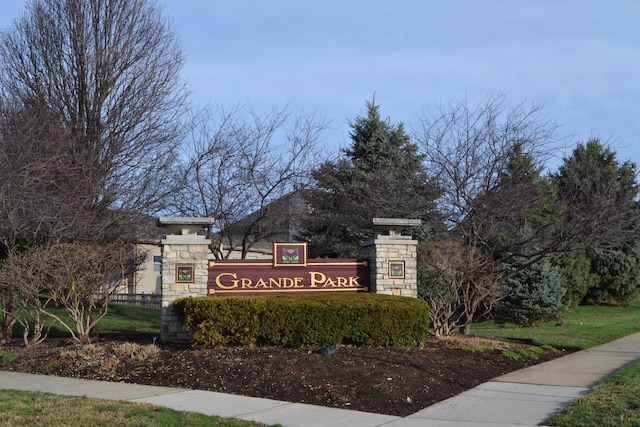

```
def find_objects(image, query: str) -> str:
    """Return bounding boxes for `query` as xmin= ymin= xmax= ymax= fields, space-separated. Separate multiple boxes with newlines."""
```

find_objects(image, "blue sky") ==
xmin=2 ymin=1 xmax=639 ymax=167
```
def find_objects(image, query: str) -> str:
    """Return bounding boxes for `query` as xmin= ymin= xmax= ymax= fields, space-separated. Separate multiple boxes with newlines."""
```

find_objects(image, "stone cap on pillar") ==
xmin=157 ymin=217 xmax=215 ymax=235
xmin=360 ymin=218 xmax=422 ymax=237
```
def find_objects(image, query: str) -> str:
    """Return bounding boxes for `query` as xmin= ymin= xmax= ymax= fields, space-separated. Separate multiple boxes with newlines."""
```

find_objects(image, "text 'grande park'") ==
xmin=211 ymin=271 xmax=365 ymax=291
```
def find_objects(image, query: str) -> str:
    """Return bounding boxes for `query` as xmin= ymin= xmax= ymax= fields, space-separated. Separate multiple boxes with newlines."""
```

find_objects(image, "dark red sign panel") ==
xmin=207 ymin=258 xmax=370 ymax=296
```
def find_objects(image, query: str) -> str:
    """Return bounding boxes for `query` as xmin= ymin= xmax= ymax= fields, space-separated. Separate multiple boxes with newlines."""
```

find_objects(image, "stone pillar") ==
xmin=361 ymin=218 xmax=421 ymax=298
xmin=158 ymin=217 xmax=215 ymax=343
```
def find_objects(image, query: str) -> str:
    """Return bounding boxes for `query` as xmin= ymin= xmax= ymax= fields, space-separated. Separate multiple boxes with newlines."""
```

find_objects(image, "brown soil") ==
xmin=0 ymin=333 xmax=569 ymax=417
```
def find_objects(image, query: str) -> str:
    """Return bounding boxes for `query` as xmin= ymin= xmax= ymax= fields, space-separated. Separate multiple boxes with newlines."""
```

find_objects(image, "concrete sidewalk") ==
xmin=1 ymin=333 xmax=639 ymax=427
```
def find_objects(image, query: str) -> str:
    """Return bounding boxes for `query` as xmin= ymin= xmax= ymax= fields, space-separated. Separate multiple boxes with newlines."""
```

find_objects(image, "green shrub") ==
xmin=259 ymin=296 xmax=347 ymax=347
xmin=173 ymin=296 xmax=266 ymax=346
xmin=554 ymin=252 xmax=599 ymax=307
xmin=173 ymin=293 xmax=430 ymax=348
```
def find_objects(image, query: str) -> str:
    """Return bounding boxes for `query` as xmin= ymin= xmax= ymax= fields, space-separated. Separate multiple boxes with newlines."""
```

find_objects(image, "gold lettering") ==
xmin=281 ymin=278 xmax=294 ymax=288
xmin=323 ymin=276 xmax=337 ymax=287
xmin=215 ymin=271 xmax=364 ymax=292
xmin=269 ymin=278 xmax=282 ymax=288
xmin=309 ymin=271 xmax=326 ymax=287
xmin=254 ymin=278 xmax=268 ymax=288
xmin=215 ymin=273 xmax=239 ymax=289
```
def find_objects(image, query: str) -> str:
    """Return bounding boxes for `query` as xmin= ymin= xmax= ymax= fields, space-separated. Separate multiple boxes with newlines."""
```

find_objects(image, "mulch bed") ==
xmin=0 ymin=333 xmax=569 ymax=417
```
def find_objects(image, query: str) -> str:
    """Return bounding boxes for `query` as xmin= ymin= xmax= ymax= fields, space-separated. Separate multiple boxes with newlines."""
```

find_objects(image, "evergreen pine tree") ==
xmin=478 ymin=144 xmax=556 ymax=262
xmin=585 ymin=241 xmax=640 ymax=306
xmin=555 ymin=138 xmax=639 ymax=251
xmin=304 ymin=100 xmax=440 ymax=257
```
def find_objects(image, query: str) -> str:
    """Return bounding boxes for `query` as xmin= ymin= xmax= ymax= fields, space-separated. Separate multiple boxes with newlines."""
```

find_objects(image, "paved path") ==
xmin=1 ymin=332 xmax=639 ymax=426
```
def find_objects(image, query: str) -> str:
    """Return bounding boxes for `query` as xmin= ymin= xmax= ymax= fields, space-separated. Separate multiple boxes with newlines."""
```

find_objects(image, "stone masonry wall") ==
xmin=160 ymin=234 xmax=210 ymax=343
xmin=362 ymin=235 xmax=418 ymax=297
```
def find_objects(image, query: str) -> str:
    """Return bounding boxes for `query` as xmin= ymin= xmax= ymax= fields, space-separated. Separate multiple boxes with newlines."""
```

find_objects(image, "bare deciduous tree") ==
xmin=172 ymin=104 xmax=326 ymax=258
xmin=0 ymin=101 xmax=98 ymax=342
xmin=1 ymin=242 xmax=141 ymax=345
xmin=416 ymin=95 xmax=638 ymax=259
xmin=0 ymin=0 xmax=187 ymax=219
xmin=0 ymin=251 xmax=55 ymax=346
xmin=26 ymin=242 xmax=141 ymax=344
xmin=0 ymin=99 xmax=99 ymax=251
xmin=414 ymin=94 xmax=561 ymax=252
xmin=418 ymin=240 xmax=503 ymax=336
xmin=0 ymin=0 xmax=185 ymax=340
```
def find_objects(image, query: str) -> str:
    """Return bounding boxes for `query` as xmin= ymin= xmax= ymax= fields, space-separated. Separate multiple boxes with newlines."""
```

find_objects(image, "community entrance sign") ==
xmin=208 ymin=242 xmax=369 ymax=296
xmin=159 ymin=218 xmax=418 ymax=343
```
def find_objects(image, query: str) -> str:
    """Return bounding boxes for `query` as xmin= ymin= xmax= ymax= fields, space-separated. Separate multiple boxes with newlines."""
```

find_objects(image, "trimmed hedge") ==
xmin=173 ymin=293 xmax=430 ymax=348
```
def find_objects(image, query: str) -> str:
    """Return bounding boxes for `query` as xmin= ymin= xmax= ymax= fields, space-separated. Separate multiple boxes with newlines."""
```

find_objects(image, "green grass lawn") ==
xmin=471 ymin=299 xmax=640 ymax=350
xmin=545 ymin=358 xmax=640 ymax=427
xmin=0 ymin=389 xmax=273 ymax=427
xmin=93 ymin=303 xmax=161 ymax=335
xmin=9 ymin=303 xmax=162 ymax=339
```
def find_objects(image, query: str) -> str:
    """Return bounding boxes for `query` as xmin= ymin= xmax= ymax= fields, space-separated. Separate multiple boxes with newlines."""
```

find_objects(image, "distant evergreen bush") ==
xmin=585 ymin=242 xmax=640 ymax=306
xmin=495 ymin=257 xmax=569 ymax=326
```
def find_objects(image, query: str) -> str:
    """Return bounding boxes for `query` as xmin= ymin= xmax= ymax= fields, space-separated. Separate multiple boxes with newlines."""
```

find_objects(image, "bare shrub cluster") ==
xmin=61 ymin=342 xmax=160 ymax=376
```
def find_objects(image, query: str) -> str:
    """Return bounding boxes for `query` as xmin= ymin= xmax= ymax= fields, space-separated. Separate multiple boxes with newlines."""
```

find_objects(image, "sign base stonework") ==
xmin=158 ymin=217 xmax=214 ymax=343
xmin=360 ymin=218 xmax=420 ymax=298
